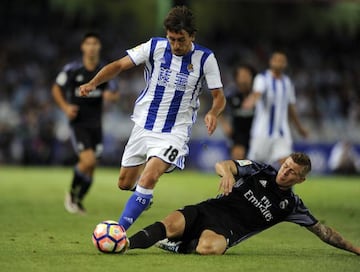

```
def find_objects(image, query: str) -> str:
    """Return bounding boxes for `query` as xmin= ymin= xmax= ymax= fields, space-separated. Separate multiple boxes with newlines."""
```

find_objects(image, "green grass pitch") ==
xmin=0 ymin=166 xmax=359 ymax=272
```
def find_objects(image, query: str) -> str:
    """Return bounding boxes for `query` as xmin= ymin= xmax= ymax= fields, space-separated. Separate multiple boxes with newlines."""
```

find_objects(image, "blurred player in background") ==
xmin=219 ymin=64 xmax=256 ymax=159
xmin=52 ymin=32 xmax=119 ymax=214
xmin=126 ymin=153 xmax=360 ymax=256
xmin=243 ymin=52 xmax=308 ymax=164
xmin=79 ymin=6 xmax=226 ymax=230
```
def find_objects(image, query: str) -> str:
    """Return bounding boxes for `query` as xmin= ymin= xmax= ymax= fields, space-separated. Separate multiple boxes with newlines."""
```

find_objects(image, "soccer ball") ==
xmin=92 ymin=220 xmax=128 ymax=253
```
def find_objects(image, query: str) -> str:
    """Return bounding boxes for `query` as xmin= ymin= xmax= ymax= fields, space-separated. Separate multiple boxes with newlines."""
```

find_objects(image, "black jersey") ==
xmin=201 ymin=160 xmax=318 ymax=247
xmin=55 ymin=60 xmax=118 ymax=127
xmin=226 ymin=88 xmax=254 ymax=136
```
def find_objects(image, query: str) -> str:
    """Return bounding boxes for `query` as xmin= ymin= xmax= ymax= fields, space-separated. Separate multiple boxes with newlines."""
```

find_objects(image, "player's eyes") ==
xmin=168 ymin=37 xmax=185 ymax=43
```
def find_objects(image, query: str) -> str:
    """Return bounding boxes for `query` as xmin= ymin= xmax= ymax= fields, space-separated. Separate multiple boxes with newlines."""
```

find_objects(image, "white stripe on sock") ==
xmin=135 ymin=185 xmax=154 ymax=195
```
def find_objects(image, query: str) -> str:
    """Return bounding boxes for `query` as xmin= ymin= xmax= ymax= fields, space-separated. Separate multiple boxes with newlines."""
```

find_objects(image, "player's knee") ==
xmin=117 ymin=175 xmax=133 ymax=191
xmin=80 ymin=154 xmax=96 ymax=170
xmin=196 ymin=238 xmax=225 ymax=255
xmin=162 ymin=220 xmax=179 ymax=237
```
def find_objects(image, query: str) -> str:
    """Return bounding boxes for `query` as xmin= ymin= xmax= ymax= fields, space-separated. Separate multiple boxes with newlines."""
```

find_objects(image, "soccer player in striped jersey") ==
xmin=243 ymin=52 xmax=308 ymax=164
xmin=79 ymin=6 xmax=226 ymax=230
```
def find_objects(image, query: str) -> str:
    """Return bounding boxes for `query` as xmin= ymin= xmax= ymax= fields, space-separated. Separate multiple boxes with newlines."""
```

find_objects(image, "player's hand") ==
xmin=218 ymin=174 xmax=235 ymax=196
xmin=64 ymin=104 xmax=79 ymax=120
xmin=204 ymin=112 xmax=217 ymax=136
xmin=79 ymin=82 xmax=96 ymax=97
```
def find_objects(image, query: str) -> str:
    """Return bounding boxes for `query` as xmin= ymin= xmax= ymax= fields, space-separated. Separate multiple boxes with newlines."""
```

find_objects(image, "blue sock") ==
xmin=118 ymin=185 xmax=153 ymax=230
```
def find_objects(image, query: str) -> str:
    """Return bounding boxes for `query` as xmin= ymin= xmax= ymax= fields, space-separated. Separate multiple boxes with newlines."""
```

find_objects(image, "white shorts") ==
xmin=247 ymin=137 xmax=292 ymax=163
xmin=121 ymin=124 xmax=189 ymax=172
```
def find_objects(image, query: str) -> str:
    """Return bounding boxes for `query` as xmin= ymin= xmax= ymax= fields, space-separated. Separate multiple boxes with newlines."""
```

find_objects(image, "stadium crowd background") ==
xmin=1 ymin=0 xmax=360 ymax=172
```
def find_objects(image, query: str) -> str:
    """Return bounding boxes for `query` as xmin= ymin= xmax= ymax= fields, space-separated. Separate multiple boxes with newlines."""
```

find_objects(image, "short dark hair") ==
xmin=82 ymin=32 xmax=101 ymax=43
xmin=290 ymin=152 xmax=312 ymax=177
xmin=233 ymin=64 xmax=257 ymax=80
xmin=163 ymin=6 xmax=197 ymax=36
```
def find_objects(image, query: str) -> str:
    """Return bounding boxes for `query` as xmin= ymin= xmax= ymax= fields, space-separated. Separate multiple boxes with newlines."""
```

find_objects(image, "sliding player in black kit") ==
xmin=124 ymin=153 xmax=360 ymax=256
xmin=52 ymin=32 xmax=119 ymax=214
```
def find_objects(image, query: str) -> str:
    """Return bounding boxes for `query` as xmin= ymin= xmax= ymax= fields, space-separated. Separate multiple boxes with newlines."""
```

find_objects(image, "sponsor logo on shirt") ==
xmin=244 ymin=189 xmax=273 ymax=222
xmin=157 ymin=67 xmax=188 ymax=92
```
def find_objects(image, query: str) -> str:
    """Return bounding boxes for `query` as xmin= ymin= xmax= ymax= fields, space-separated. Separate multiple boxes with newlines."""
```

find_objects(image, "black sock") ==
xmin=78 ymin=177 xmax=93 ymax=203
xmin=129 ymin=222 xmax=166 ymax=249
xmin=178 ymin=239 xmax=199 ymax=254
xmin=70 ymin=167 xmax=83 ymax=201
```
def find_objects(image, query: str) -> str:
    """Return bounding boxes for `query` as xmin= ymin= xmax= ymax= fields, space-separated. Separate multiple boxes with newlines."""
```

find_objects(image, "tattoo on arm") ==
xmin=307 ymin=223 xmax=359 ymax=255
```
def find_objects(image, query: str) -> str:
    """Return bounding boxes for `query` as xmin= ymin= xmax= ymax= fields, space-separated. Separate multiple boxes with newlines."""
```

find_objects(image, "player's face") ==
xmin=269 ymin=53 xmax=287 ymax=74
xmin=276 ymin=157 xmax=305 ymax=189
xmin=167 ymin=30 xmax=194 ymax=56
xmin=81 ymin=37 xmax=101 ymax=58
xmin=235 ymin=68 xmax=253 ymax=93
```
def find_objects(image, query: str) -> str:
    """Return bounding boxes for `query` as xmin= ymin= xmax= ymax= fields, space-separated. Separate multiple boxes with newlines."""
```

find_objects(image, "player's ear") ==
xmin=297 ymin=176 xmax=306 ymax=184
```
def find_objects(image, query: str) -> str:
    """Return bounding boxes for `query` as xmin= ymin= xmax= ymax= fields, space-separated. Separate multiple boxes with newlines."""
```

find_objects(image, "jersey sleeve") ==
xmin=126 ymin=39 xmax=152 ymax=66
xmin=233 ymin=160 xmax=265 ymax=178
xmin=288 ymin=79 xmax=296 ymax=104
xmin=203 ymin=53 xmax=223 ymax=90
xmin=253 ymin=74 xmax=266 ymax=94
xmin=284 ymin=196 xmax=318 ymax=227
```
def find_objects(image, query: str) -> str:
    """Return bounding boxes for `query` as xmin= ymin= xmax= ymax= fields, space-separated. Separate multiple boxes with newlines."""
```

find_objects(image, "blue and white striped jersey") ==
xmin=251 ymin=69 xmax=296 ymax=140
xmin=126 ymin=37 xmax=223 ymax=139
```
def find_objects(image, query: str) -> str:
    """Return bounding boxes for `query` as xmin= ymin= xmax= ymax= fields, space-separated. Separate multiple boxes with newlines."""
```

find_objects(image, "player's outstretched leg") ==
xmin=128 ymin=222 xmax=167 ymax=249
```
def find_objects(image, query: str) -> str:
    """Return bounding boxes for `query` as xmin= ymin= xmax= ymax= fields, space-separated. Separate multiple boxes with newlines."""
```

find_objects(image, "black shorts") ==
xmin=231 ymin=133 xmax=250 ymax=150
xmin=178 ymin=202 xmax=246 ymax=247
xmin=70 ymin=125 xmax=103 ymax=158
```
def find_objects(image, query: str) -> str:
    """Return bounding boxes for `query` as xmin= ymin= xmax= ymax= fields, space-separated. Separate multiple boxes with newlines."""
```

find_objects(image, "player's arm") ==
xmin=204 ymin=89 xmax=226 ymax=136
xmin=307 ymin=222 xmax=360 ymax=255
xmin=288 ymin=104 xmax=308 ymax=138
xmin=80 ymin=55 xmax=135 ymax=96
xmin=241 ymin=91 xmax=262 ymax=110
xmin=51 ymin=83 xmax=78 ymax=120
xmin=215 ymin=160 xmax=237 ymax=196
